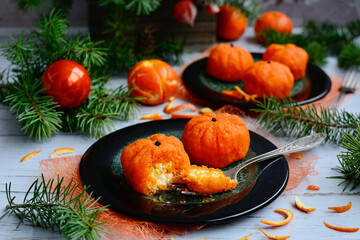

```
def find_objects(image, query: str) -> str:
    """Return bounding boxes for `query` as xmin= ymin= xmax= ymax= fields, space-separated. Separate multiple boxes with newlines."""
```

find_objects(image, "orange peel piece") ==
xmin=222 ymin=90 xmax=242 ymax=98
xmin=234 ymin=86 xmax=257 ymax=102
xmin=238 ymin=234 xmax=252 ymax=240
xmin=328 ymin=201 xmax=352 ymax=213
xmin=295 ymin=196 xmax=316 ymax=212
xmin=324 ymin=221 xmax=359 ymax=232
xmin=258 ymin=228 xmax=290 ymax=240
xmin=163 ymin=97 xmax=197 ymax=114
xmin=141 ymin=113 xmax=163 ymax=120
xmin=260 ymin=208 xmax=293 ymax=227
xmin=21 ymin=150 xmax=41 ymax=162
xmin=50 ymin=148 xmax=75 ymax=158
xmin=170 ymin=113 xmax=200 ymax=119
xmin=307 ymin=185 xmax=320 ymax=191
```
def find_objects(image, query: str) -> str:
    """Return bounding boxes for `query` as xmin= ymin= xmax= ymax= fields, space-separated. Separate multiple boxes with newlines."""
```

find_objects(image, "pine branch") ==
xmin=4 ymin=75 xmax=62 ymax=141
xmin=330 ymin=124 xmax=360 ymax=191
xmin=1 ymin=9 xmax=138 ymax=140
xmin=1 ymin=175 xmax=109 ymax=240
xmin=252 ymin=96 xmax=360 ymax=144
xmin=76 ymin=85 xmax=140 ymax=138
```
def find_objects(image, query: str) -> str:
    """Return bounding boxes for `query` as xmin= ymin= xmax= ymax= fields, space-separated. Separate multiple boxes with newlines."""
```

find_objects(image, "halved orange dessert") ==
xmin=121 ymin=134 xmax=190 ymax=196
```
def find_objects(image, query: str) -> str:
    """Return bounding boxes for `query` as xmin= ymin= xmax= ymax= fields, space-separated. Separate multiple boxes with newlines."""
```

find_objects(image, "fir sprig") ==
xmin=331 ymin=125 xmax=360 ymax=191
xmin=1 ymin=175 xmax=108 ymax=240
xmin=262 ymin=19 xmax=360 ymax=67
xmin=1 ymin=9 xmax=139 ymax=140
xmin=252 ymin=96 xmax=360 ymax=144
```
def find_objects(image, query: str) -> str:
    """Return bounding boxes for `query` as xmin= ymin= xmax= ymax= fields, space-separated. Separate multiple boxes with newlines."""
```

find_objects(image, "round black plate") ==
xmin=79 ymin=119 xmax=289 ymax=225
xmin=182 ymin=54 xmax=331 ymax=109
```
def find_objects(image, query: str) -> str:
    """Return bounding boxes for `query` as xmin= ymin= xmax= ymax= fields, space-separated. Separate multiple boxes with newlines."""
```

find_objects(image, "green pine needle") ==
xmin=1 ymin=175 xmax=109 ymax=240
xmin=330 ymin=125 xmax=360 ymax=191
xmin=252 ymin=96 xmax=360 ymax=144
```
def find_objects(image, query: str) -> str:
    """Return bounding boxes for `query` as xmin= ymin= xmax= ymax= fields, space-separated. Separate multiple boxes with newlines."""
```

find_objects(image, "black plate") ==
xmin=182 ymin=54 xmax=331 ymax=109
xmin=79 ymin=119 xmax=289 ymax=225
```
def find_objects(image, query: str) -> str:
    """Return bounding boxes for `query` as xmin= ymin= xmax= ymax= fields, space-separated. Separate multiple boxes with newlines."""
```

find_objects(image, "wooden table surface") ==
xmin=0 ymin=29 xmax=359 ymax=240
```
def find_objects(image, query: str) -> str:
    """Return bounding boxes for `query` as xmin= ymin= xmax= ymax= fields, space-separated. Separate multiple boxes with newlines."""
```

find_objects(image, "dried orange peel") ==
xmin=141 ymin=113 xmax=163 ymax=120
xmin=328 ymin=201 xmax=352 ymax=213
xmin=234 ymin=86 xmax=257 ymax=101
xmin=324 ymin=221 xmax=359 ymax=232
xmin=21 ymin=150 xmax=41 ymax=162
xmin=260 ymin=208 xmax=293 ymax=227
xmin=307 ymin=185 xmax=320 ymax=191
xmin=295 ymin=196 xmax=316 ymax=212
xmin=258 ymin=228 xmax=290 ymax=240
xmin=170 ymin=113 xmax=200 ymax=119
xmin=238 ymin=234 xmax=252 ymax=240
xmin=50 ymin=148 xmax=75 ymax=158
xmin=163 ymin=97 xmax=197 ymax=114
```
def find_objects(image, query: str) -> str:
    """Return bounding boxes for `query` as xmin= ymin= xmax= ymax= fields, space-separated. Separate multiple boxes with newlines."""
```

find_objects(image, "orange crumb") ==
xmin=199 ymin=107 xmax=213 ymax=114
xmin=258 ymin=228 xmax=290 ymax=240
xmin=238 ymin=234 xmax=252 ymax=240
xmin=324 ymin=221 xmax=359 ymax=232
xmin=289 ymin=152 xmax=303 ymax=159
xmin=328 ymin=202 xmax=352 ymax=213
xmin=221 ymin=90 xmax=242 ymax=98
xmin=234 ymin=86 xmax=257 ymax=101
xmin=169 ymin=237 xmax=174 ymax=240
xmin=170 ymin=113 xmax=200 ymax=119
xmin=163 ymin=97 xmax=197 ymax=114
xmin=260 ymin=209 xmax=293 ymax=227
xmin=295 ymin=196 xmax=316 ymax=213
xmin=141 ymin=113 xmax=163 ymax=120
xmin=21 ymin=150 xmax=41 ymax=162
xmin=307 ymin=185 xmax=320 ymax=191
xmin=50 ymin=148 xmax=75 ymax=158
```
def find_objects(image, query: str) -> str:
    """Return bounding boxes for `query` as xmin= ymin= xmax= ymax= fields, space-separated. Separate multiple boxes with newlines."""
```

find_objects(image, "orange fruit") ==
xmin=216 ymin=4 xmax=247 ymax=41
xmin=206 ymin=43 xmax=254 ymax=82
xmin=242 ymin=60 xmax=294 ymax=98
xmin=181 ymin=113 xmax=250 ymax=168
xmin=263 ymin=43 xmax=309 ymax=81
xmin=254 ymin=11 xmax=293 ymax=42
xmin=128 ymin=59 xmax=178 ymax=105
xmin=121 ymin=134 xmax=190 ymax=196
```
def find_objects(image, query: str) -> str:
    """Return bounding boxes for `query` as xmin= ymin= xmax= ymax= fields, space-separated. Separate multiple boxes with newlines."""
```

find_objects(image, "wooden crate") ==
xmin=88 ymin=0 xmax=216 ymax=51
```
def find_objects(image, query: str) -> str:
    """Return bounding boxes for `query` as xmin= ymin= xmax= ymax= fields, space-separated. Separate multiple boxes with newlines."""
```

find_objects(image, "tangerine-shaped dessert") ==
xmin=181 ymin=113 xmax=250 ymax=168
xmin=262 ymin=43 xmax=309 ymax=81
xmin=206 ymin=43 xmax=254 ymax=82
xmin=121 ymin=134 xmax=190 ymax=196
xmin=242 ymin=60 xmax=294 ymax=98
xmin=181 ymin=165 xmax=238 ymax=194
xmin=128 ymin=59 xmax=178 ymax=105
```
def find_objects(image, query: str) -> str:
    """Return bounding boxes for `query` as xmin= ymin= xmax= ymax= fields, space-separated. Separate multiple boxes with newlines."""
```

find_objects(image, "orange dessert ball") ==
xmin=206 ymin=43 xmax=254 ymax=82
xmin=254 ymin=11 xmax=293 ymax=42
xmin=128 ymin=59 xmax=178 ymax=105
xmin=262 ymin=43 xmax=309 ymax=81
xmin=181 ymin=113 xmax=250 ymax=168
xmin=121 ymin=134 xmax=190 ymax=196
xmin=181 ymin=165 xmax=238 ymax=194
xmin=216 ymin=4 xmax=247 ymax=41
xmin=243 ymin=60 xmax=294 ymax=98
